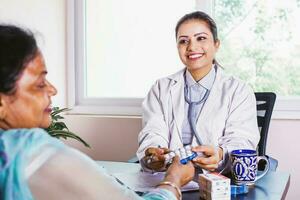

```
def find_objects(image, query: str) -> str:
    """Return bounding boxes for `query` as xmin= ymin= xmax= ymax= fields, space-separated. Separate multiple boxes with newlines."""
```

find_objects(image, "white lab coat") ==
xmin=136 ymin=66 xmax=260 ymax=171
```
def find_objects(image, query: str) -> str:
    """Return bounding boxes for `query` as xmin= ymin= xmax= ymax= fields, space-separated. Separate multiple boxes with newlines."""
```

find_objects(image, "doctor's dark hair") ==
xmin=0 ymin=25 xmax=38 ymax=94
xmin=175 ymin=11 xmax=219 ymax=43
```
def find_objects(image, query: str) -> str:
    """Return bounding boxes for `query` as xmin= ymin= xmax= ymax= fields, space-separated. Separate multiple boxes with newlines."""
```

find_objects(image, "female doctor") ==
xmin=136 ymin=11 xmax=260 ymax=173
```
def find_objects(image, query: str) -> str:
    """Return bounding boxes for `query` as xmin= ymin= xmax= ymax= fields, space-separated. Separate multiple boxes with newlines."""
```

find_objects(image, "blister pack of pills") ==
xmin=164 ymin=145 xmax=204 ymax=165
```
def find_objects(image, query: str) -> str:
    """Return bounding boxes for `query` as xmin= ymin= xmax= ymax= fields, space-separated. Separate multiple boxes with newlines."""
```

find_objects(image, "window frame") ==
xmin=67 ymin=0 xmax=300 ymax=119
xmin=67 ymin=0 xmax=142 ymax=116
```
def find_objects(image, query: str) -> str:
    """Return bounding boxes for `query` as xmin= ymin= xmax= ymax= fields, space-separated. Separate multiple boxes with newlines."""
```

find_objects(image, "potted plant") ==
xmin=46 ymin=107 xmax=90 ymax=148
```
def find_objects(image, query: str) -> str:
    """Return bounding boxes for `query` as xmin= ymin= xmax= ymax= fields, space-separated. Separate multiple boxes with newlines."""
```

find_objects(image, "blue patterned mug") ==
xmin=230 ymin=149 xmax=269 ymax=185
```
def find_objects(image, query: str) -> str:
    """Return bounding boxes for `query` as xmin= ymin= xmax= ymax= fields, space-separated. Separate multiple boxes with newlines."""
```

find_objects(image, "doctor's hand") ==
xmin=142 ymin=147 xmax=170 ymax=171
xmin=191 ymin=145 xmax=223 ymax=171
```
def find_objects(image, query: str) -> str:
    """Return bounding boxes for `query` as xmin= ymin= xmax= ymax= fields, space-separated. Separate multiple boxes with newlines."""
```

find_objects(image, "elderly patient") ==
xmin=0 ymin=25 xmax=194 ymax=200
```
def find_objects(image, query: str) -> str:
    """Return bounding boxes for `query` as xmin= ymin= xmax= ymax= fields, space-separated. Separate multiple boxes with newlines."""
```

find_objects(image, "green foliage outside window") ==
xmin=214 ymin=0 xmax=300 ymax=96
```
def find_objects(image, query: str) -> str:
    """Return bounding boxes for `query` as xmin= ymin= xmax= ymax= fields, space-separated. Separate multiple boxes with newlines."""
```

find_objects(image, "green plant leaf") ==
xmin=52 ymin=115 xmax=64 ymax=121
xmin=45 ymin=107 xmax=90 ymax=148
xmin=48 ymin=130 xmax=90 ymax=148
xmin=52 ymin=121 xmax=69 ymax=131
xmin=51 ymin=108 xmax=70 ymax=117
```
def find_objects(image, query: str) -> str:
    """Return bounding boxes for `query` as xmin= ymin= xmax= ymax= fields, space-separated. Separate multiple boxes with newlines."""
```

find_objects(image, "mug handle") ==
xmin=255 ymin=156 xmax=270 ymax=181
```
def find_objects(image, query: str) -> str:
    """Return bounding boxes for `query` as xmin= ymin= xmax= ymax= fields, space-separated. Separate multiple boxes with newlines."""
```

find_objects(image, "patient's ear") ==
xmin=0 ymin=95 xmax=7 ymax=120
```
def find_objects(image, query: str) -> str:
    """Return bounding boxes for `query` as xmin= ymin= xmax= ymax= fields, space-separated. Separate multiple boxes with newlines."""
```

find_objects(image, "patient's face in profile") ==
xmin=0 ymin=52 xmax=57 ymax=129
xmin=176 ymin=19 xmax=219 ymax=73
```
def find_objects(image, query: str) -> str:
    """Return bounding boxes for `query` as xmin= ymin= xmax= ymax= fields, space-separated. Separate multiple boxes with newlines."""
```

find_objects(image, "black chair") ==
xmin=255 ymin=92 xmax=278 ymax=171
xmin=130 ymin=92 xmax=278 ymax=171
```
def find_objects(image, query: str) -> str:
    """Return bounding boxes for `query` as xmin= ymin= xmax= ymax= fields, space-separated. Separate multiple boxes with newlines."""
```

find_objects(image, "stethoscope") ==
xmin=184 ymin=83 xmax=210 ymax=105
xmin=183 ymin=72 xmax=210 ymax=145
xmin=183 ymin=71 xmax=210 ymax=105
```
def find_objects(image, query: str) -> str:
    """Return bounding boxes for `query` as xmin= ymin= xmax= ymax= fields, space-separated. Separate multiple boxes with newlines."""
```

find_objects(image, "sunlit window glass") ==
xmin=85 ymin=0 xmax=196 ymax=98
xmin=214 ymin=0 xmax=300 ymax=96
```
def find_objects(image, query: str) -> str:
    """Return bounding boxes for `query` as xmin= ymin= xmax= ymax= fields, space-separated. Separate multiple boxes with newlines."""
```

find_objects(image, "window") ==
xmin=68 ymin=0 xmax=300 ymax=118
xmin=213 ymin=0 xmax=300 ymax=118
xmin=68 ymin=0 xmax=197 ymax=115
xmin=85 ymin=0 xmax=196 ymax=99
xmin=215 ymin=0 xmax=300 ymax=96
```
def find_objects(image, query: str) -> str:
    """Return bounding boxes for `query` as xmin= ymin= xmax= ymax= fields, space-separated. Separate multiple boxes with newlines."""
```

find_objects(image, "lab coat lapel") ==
xmin=170 ymin=71 xmax=185 ymax=143
xmin=195 ymin=67 xmax=221 ymax=145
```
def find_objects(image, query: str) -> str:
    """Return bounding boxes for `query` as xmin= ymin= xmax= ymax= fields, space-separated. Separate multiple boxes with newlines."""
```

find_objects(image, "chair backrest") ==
xmin=255 ymin=92 xmax=276 ymax=156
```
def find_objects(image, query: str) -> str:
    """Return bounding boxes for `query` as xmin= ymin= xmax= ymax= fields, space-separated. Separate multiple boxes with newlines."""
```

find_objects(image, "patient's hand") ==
xmin=142 ymin=147 xmax=170 ymax=171
xmin=156 ymin=156 xmax=194 ymax=200
xmin=164 ymin=156 xmax=195 ymax=187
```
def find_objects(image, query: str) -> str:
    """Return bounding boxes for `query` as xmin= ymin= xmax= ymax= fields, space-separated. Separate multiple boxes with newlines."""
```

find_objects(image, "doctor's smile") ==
xmin=186 ymin=53 xmax=205 ymax=60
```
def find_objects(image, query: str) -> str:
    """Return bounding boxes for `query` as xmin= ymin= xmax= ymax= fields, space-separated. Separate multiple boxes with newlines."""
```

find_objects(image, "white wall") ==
xmin=0 ymin=0 xmax=67 ymax=107
xmin=1 ymin=1 xmax=299 ymax=199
